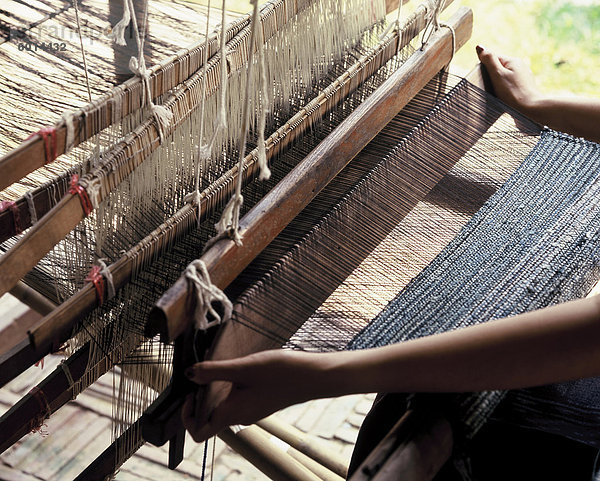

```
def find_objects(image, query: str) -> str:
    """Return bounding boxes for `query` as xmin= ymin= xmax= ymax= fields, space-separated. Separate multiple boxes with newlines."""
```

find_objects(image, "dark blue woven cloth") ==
xmin=347 ymin=129 xmax=600 ymax=439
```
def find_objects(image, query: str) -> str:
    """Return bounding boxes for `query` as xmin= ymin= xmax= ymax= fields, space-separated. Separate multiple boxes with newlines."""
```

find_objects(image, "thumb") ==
xmin=185 ymin=359 xmax=244 ymax=385
xmin=476 ymin=45 xmax=507 ymax=77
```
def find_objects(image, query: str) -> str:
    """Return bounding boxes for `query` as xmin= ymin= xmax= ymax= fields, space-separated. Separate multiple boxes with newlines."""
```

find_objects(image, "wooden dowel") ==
xmin=9 ymin=281 xmax=57 ymax=316
xmin=286 ymin=447 xmax=346 ymax=481
xmin=257 ymin=415 xmax=349 ymax=478
xmin=348 ymin=409 xmax=453 ymax=481
xmin=219 ymin=425 xmax=323 ymax=481
xmin=150 ymin=6 xmax=473 ymax=345
xmin=0 ymin=342 xmax=96 ymax=454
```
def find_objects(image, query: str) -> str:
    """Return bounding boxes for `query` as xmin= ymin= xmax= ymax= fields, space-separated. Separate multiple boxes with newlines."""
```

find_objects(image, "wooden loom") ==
xmin=0 ymin=0 xmax=480 ymax=479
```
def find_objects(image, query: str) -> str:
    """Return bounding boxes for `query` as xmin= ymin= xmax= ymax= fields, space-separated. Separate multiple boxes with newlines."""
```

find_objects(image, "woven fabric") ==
xmin=347 ymin=129 xmax=600 ymax=439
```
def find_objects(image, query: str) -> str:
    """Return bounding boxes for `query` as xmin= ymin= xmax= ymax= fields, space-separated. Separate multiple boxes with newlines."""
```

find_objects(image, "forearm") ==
xmin=316 ymin=295 xmax=600 ymax=396
xmin=522 ymin=96 xmax=600 ymax=143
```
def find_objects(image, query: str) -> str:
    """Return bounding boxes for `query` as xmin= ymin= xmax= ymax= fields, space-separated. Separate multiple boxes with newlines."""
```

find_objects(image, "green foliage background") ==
xmin=455 ymin=0 xmax=600 ymax=97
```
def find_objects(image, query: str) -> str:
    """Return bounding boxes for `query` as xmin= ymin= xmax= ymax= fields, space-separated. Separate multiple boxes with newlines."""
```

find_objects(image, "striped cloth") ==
xmin=348 ymin=129 xmax=600 ymax=439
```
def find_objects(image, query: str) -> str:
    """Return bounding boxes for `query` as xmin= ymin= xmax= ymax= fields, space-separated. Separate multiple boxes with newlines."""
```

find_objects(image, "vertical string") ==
xmin=73 ymin=0 xmax=93 ymax=102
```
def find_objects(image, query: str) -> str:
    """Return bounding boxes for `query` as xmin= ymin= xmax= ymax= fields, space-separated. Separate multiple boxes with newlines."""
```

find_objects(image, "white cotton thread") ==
xmin=185 ymin=259 xmax=232 ymax=331
xmin=109 ymin=0 xmax=131 ymax=46
xmin=216 ymin=0 xmax=228 ymax=131
xmin=256 ymin=25 xmax=271 ymax=181
xmin=62 ymin=111 xmax=76 ymax=153
xmin=73 ymin=0 xmax=92 ymax=103
xmin=214 ymin=0 xmax=261 ymax=245
xmin=379 ymin=0 xmax=403 ymax=41
xmin=421 ymin=0 xmax=442 ymax=49
xmin=214 ymin=193 xmax=243 ymax=244
xmin=25 ymin=191 xmax=38 ymax=225
xmin=79 ymin=176 xmax=102 ymax=209
xmin=126 ymin=0 xmax=173 ymax=143
xmin=97 ymin=258 xmax=116 ymax=300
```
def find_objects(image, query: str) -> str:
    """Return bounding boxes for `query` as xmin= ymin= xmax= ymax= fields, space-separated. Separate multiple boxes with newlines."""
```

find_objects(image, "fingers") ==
xmin=185 ymin=359 xmax=243 ymax=385
xmin=476 ymin=45 xmax=506 ymax=75
xmin=182 ymin=388 xmax=242 ymax=443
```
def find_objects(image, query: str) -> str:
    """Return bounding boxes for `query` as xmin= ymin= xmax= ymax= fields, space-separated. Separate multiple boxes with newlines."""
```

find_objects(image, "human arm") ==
xmin=183 ymin=294 xmax=600 ymax=442
xmin=476 ymin=45 xmax=600 ymax=143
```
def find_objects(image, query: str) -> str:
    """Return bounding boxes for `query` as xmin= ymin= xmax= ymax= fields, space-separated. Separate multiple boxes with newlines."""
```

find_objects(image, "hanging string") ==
xmin=256 ymin=23 xmax=270 ymax=181
xmin=25 ymin=191 xmax=38 ymax=225
xmin=420 ymin=0 xmax=442 ymax=49
xmin=62 ymin=111 xmax=76 ymax=153
xmin=184 ymin=259 xmax=232 ymax=332
xmin=214 ymin=0 xmax=262 ymax=245
xmin=186 ymin=0 xmax=230 ymax=226
xmin=73 ymin=0 xmax=93 ymax=102
xmin=379 ymin=0 xmax=403 ymax=41
xmin=123 ymin=0 xmax=173 ymax=143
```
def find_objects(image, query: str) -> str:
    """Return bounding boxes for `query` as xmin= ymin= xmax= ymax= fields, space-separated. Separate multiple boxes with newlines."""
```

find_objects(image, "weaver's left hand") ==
xmin=182 ymin=349 xmax=328 ymax=442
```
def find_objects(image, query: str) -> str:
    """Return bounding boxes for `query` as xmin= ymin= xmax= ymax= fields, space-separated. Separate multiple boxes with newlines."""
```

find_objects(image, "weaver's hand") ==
xmin=182 ymin=349 xmax=327 ymax=442
xmin=476 ymin=45 xmax=541 ymax=113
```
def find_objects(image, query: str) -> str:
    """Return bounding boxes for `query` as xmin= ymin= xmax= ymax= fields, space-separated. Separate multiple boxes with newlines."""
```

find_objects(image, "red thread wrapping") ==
xmin=0 ymin=200 xmax=22 ymax=234
xmin=27 ymin=126 xmax=57 ymax=164
xmin=35 ymin=357 xmax=45 ymax=369
xmin=85 ymin=265 xmax=105 ymax=305
xmin=29 ymin=386 xmax=51 ymax=435
xmin=69 ymin=174 xmax=93 ymax=216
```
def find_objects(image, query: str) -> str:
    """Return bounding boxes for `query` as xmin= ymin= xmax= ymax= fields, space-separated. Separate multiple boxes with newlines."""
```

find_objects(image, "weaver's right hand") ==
xmin=181 ymin=349 xmax=329 ymax=442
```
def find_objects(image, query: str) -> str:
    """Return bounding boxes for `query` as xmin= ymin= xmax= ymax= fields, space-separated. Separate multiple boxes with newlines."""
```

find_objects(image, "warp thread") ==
xmin=185 ymin=259 xmax=232 ymax=331
xmin=0 ymin=200 xmax=22 ymax=235
xmin=421 ymin=0 xmax=443 ymax=49
xmin=60 ymin=361 xmax=78 ymax=400
xmin=213 ymin=0 xmax=262 ymax=245
xmin=25 ymin=191 xmax=38 ymax=225
xmin=98 ymin=258 xmax=116 ymax=300
xmin=27 ymin=126 xmax=57 ymax=165
xmin=29 ymin=386 xmax=51 ymax=435
xmin=69 ymin=174 xmax=94 ymax=216
xmin=62 ymin=111 xmax=76 ymax=153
